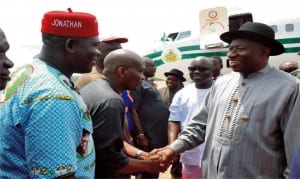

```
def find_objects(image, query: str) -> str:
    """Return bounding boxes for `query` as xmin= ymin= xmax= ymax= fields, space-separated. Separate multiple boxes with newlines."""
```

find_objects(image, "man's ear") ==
xmin=65 ymin=38 xmax=76 ymax=53
xmin=261 ymin=46 xmax=271 ymax=56
xmin=116 ymin=66 xmax=127 ymax=78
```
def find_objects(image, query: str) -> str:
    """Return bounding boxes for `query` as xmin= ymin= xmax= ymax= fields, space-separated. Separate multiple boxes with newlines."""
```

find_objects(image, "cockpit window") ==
xmin=176 ymin=31 xmax=191 ymax=40
xmin=166 ymin=31 xmax=191 ymax=41
xmin=166 ymin=33 xmax=179 ymax=41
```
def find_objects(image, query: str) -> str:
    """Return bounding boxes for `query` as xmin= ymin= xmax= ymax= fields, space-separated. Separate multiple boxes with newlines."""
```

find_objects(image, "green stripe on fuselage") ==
xmin=277 ymin=37 xmax=300 ymax=44
xmin=178 ymin=45 xmax=201 ymax=51
xmin=283 ymin=47 xmax=300 ymax=53
xmin=182 ymin=51 xmax=228 ymax=59
xmin=146 ymin=37 xmax=300 ymax=67
xmin=153 ymin=50 xmax=228 ymax=67
xmin=146 ymin=45 xmax=201 ymax=59
xmin=146 ymin=51 xmax=162 ymax=59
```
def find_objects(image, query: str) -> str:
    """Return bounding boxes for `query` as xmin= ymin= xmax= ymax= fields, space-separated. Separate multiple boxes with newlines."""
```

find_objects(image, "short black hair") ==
xmin=42 ymin=33 xmax=69 ymax=48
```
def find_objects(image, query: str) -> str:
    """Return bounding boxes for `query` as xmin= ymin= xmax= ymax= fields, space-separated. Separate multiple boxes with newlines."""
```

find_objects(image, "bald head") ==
xmin=279 ymin=61 xmax=299 ymax=73
xmin=210 ymin=56 xmax=223 ymax=79
xmin=188 ymin=57 xmax=214 ymax=88
xmin=103 ymin=49 xmax=144 ymax=75
xmin=210 ymin=56 xmax=223 ymax=69
xmin=103 ymin=49 xmax=145 ymax=91
xmin=143 ymin=57 xmax=156 ymax=78
xmin=190 ymin=57 xmax=214 ymax=68
xmin=144 ymin=57 xmax=154 ymax=66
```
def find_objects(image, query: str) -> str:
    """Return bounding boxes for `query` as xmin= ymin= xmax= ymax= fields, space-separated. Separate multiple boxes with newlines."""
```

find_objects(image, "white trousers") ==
xmin=182 ymin=164 xmax=201 ymax=179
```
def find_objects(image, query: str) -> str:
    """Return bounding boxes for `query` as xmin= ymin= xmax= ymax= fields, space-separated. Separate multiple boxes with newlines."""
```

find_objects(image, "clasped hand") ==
xmin=142 ymin=147 xmax=175 ymax=173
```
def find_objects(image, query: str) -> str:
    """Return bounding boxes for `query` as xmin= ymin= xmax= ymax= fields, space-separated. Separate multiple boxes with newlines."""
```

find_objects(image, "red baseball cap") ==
xmin=101 ymin=36 xmax=128 ymax=43
xmin=41 ymin=8 xmax=99 ymax=37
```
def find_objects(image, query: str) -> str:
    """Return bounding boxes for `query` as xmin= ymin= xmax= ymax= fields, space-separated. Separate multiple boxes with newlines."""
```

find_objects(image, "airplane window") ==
xmin=271 ymin=25 xmax=278 ymax=33
xmin=176 ymin=31 xmax=191 ymax=40
xmin=167 ymin=33 xmax=179 ymax=41
xmin=285 ymin=23 xmax=294 ymax=32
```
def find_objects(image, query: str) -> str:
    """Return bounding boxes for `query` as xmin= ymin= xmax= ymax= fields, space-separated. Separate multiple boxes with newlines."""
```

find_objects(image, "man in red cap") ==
xmin=0 ymin=9 xmax=100 ymax=178
xmin=75 ymin=36 xmax=128 ymax=89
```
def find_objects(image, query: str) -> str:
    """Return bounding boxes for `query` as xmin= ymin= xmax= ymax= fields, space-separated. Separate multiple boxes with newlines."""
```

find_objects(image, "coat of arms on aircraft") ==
xmin=161 ymin=45 xmax=182 ymax=63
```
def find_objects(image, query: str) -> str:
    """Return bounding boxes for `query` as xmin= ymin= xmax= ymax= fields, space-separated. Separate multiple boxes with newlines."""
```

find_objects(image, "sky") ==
xmin=1 ymin=0 xmax=299 ymax=69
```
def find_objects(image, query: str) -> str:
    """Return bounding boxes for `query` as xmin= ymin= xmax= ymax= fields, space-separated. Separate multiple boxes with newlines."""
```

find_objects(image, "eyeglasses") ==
xmin=188 ymin=67 xmax=212 ymax=72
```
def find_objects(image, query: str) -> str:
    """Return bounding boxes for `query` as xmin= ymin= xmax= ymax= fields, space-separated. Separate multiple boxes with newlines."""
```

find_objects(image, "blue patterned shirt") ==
xmin=0 ymin=59 xmax=95 ymax=178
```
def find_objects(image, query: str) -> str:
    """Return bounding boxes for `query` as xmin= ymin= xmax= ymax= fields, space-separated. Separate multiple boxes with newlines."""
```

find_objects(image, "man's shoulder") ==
xmin=213 ymin=72 xmax=237 ymax=85
xmin=0 ymin=63 xmax=74 ymax=103
xmin=177 ymin=83 xmax=193 ymax=93
xmin=81 ymin=78 xmax=104 ymax=90
xmin=270 ymin=67 xmax=299 ymax=85
xmin=75 ymin=73 xmax=102 ymax=89
xmin=80 ymin=79 xmax=121 ymax=103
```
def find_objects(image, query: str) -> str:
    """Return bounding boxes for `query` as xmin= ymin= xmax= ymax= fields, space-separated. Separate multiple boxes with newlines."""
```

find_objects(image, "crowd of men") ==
xmin=1 ymin=8 xmax=300 ymax=179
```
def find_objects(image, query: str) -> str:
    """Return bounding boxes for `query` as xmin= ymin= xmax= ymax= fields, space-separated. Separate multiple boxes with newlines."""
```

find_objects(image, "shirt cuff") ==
xmin=169 ymin=139 xmax=189 ymax=155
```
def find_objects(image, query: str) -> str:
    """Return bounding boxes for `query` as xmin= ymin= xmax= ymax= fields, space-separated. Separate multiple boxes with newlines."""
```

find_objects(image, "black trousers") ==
xmin=170 ymin=159 xmax=182 ymax=178
xmin=135 ymin=172 xmax=159 ymax=179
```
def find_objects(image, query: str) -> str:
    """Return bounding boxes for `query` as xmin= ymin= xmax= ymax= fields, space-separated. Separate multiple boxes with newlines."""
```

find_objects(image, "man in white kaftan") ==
xmin=159 ymin=22 xmax=300 ymax=178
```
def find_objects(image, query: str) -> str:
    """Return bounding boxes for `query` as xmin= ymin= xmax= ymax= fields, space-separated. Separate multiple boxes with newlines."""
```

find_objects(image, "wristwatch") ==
xmin=138 ymin=133 xmax=145 ymax=139
xmin=135 ymin=150 xmax=143 ymax=159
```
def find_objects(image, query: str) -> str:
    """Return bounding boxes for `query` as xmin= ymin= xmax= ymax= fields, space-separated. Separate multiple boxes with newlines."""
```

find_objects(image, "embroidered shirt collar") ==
xmin=240 ymin=64 xmax=271 ymax=79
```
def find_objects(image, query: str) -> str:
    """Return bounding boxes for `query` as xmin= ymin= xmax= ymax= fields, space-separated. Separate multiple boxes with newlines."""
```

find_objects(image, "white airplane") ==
xmin=144 ymin=7 xmax=300 ymax=84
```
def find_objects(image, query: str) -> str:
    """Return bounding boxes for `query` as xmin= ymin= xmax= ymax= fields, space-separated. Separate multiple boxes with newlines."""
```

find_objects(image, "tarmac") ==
xmin=130 ymin=166 xmax=171 ymax=179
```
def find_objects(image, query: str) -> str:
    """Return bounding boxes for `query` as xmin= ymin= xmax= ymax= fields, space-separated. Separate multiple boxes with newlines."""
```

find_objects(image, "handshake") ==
xmin=138 ymin=146 xmax=176 ymax=173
